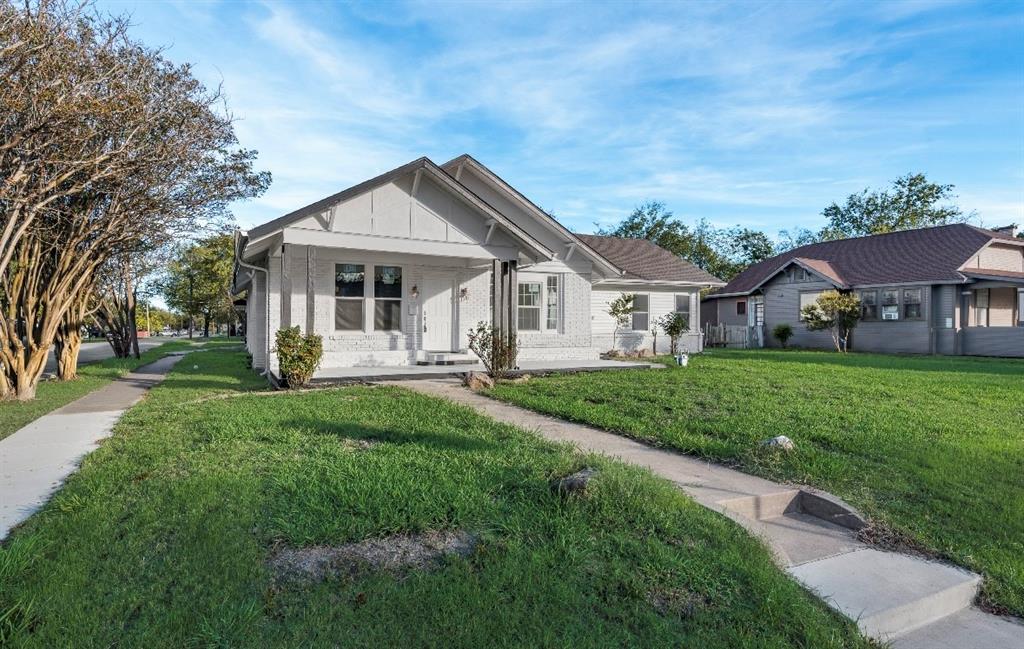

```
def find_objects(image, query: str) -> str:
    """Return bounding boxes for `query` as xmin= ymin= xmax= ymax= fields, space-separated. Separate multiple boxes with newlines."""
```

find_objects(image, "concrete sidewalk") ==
xmin=399 ymin=378 xmax=1024 ymax=649
xmin=1 ymin=354 xmax=183 ymax=540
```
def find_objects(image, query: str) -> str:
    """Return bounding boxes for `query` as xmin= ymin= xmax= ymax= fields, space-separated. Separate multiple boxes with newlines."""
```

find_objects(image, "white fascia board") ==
xmin=594 ymin=279 xmax=724 ymax=288
xmin=282 ymin=227 xmax=520 ymax=261
xmin=457 ymin=157 xmax=623 ymax=277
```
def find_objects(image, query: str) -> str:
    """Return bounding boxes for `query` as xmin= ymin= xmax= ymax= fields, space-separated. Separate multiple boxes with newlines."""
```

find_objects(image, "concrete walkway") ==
xmin=1 ymin=355 xmax=183 ymax=540
xmin=399 ymin=379 xmax=1024 ymax=649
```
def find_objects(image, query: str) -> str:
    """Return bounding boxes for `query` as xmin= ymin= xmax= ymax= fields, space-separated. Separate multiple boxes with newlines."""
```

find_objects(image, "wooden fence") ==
xmin=703 ymin=324 xmax=761 ymax=348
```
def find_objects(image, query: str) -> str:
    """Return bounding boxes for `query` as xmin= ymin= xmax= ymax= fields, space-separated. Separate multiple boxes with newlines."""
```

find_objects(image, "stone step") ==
xmin=891 ymin=606 xmax=1024 ymax=649
xmin=788 ymin=548 xmax=982 ymax=641
xmin=417 ymin=352 xmax=479 ymax=366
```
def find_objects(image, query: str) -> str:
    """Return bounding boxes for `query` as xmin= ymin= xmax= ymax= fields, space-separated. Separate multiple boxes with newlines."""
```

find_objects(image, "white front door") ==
xmin=422 ymin=278 xmax=454 ymax=351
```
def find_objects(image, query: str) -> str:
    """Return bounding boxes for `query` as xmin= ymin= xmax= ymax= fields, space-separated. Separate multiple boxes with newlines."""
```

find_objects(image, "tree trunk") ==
xmin=203 ymin=313 xmax=210 ymax=338
xmin=9 ymin=347 xmax=48 ymax=401
xmin=125 ymin=281 xmax=140 ymax=359
xmin=56 ymin=328 xmax=82 ymax=380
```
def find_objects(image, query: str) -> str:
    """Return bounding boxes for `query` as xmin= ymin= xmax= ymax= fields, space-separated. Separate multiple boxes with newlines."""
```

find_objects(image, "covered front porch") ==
xmin=958 ymin=270 xmax=1024 ymax=357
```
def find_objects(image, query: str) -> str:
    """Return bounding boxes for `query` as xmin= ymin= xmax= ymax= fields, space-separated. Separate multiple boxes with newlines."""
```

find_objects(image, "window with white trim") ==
xmin=674 ymin=294 xmax=691 ymax=329
xmin=517 ymin=282 xmax=541 ymax=331
xmin=632 ymin=294 xmax=649 ymax=331
xmin=373 ymin=266 xmax=402 ymax=331
xmin=975 ymin=288 xmax=989 ymax=327
xmin=1018 ymin=290 xmax=1023 ymax=326
xmin=546 ymin=276 xmax=559 ymax=331
xmin=335 ymin=264 xmax=365 ymax=331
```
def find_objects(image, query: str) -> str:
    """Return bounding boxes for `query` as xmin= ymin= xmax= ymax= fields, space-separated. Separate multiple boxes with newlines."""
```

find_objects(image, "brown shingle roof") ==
xmin=711 ymin=224 xmax=1016 ymax=296
xmin=574 ymin=234 xmax=724 ymax=285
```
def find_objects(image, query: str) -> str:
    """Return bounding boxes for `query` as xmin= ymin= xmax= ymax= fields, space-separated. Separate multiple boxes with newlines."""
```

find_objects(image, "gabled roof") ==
xmin=574 ymin=234 xmax=725 ymax=286
xmin=792 ymin=258 xmax=847 ymax=288
xmin=244 ymin=157 xmax=555 ymax=260
xmin=440 ymin=154 xmax=623 ymax=277
xmin=708 ymin=223 xmax=1019 ymax=297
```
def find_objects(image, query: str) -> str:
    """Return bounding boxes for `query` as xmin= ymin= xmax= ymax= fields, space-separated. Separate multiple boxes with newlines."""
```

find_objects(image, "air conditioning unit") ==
xmin=882 ymin=312 xmax=899 ymax=321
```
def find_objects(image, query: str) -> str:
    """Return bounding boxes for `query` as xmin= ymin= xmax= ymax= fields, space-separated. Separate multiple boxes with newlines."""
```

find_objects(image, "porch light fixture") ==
xmin=459 ymin=287 xmax=469 ymax=301
xmin=410 ymin=284 xmax=419 ymax=299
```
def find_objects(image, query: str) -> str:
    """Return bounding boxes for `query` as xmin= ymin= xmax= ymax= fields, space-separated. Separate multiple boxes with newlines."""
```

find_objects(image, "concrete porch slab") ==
xmin=311 ymin=358 xmax=661 ymax=383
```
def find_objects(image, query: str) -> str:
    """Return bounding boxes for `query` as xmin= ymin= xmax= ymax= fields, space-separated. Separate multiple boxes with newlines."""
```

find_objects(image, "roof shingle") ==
xmin=711 ymin=224 xmax=1018 ymax=296
xmin=574 ymin=234 xmax=724 ymax=285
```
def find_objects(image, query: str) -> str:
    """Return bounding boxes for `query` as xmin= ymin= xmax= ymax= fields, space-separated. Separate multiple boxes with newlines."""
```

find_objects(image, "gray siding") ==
xmin=703 ymin=296 xmax=748 ymax=328
xmin=762 ymin=275 xmax=837 ymax=349
xmin=852 ymin=287 xmax=932 ymax=354
xmin=962 ymin=328 xmax=1024 ymax=357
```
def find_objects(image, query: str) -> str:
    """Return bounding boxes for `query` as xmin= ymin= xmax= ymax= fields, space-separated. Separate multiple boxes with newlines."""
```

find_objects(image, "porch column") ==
xmin=955 ymin=289 xmax=970 ymax=355
xmin=491 ymin=259 xmax=517 ymax=343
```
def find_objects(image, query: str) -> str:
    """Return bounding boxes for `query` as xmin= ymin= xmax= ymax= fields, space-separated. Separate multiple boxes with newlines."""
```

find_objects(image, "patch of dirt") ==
xmin=856 ymin=521 xmax=936 ymax=559
xmin=648 ymin=586 xmax=707 ymax=619
xmin=341 ymin=438 xmax=379 ymax=451
xmin=268 ymin=530 xmax=478 ymax=585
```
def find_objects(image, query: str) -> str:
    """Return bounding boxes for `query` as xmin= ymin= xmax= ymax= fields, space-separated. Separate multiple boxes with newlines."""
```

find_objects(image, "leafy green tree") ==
xmin=596 ymin=201 xmax=692 ymax=256
xmin=162 ymin=234 xmax=237 ymax=337
xmin=819 ymin=173 xmax=967 ymax=240
xmin=607 ymin=293 xmax=635 ymax=351
xmin=656 ymin=312 xmax=689 ymax=354
xmin=596 ymin=202 xmax=770 ymax=281
xmin=800 ymin=291 xmax=861 ymax=353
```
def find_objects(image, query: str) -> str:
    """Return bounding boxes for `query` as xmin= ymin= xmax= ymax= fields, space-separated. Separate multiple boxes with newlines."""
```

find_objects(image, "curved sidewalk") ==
xmin=399 ymin=378 xmax=1024 ymax=649
xmin=1 ymin=355 xmax=183 ymax=540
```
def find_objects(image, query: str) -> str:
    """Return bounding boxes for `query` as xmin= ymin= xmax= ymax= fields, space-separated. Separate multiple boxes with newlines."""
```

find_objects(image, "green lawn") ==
xmin=0 ymin=349 xmax=868 ymax=648
xmin=488 ymin=349 xmax=1024 ymax=617
xmin=0 ymin=339 xmax=212 ymax=441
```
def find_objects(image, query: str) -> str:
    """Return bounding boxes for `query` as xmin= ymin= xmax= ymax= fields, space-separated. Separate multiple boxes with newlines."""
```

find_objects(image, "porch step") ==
xmin=416 ymin=351 xmax=479 ymax=366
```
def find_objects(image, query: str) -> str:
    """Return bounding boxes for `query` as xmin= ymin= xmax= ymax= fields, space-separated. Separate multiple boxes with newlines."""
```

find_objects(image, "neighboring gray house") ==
xmin=702 ymin=224 xmax=1024 ymax=357
xmin=233 ymin=155 xmax=722 ymax=376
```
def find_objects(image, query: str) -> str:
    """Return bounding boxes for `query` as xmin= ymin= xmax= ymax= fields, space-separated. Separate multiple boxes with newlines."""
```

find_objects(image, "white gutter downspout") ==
xmin=234 ymin=230 xmax=271 ymax=377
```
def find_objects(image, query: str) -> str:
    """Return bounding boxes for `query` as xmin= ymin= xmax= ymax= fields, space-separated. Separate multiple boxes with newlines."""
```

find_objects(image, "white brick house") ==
xmin=233 ymin=155 xmax=723 ymax=375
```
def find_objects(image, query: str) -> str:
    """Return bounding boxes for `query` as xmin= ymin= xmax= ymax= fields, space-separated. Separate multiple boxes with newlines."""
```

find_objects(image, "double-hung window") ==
xmin=546 ymin=276 xmax=559 ymax=330
xmin=902 ymin=288 xmax=922 ymax=320
xmin=674 ymin=294 xmax=691 ymax=330
xmin=335 ymin=264 xmax=365 ymax=330
xmin=975 ymin=289 xmax=990 ymax=327
xmin=632 ymin=294 xmax=649 ymax=331
xmin=798 ymin=291 xmax=822 ymax=320
xmin=881 ymin=289 xmax=899 ymax=320
xmin=1018 ymin=290 xmax=1024 ymax=326
xmin=374 ymin=266 xmax=402 ymax=331
xmin=517 ymin=282 xmax=542 ymax=331
xmin=860 ymin=290 xmax=878 ymax=320
xmin=518 ymin=276 xmax=561 ymax=332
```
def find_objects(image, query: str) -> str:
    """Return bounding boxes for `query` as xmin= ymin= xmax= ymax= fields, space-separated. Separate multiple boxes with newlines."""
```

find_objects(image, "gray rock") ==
xmin=761 ymin=435 xmax=795 ymax=451
xmin=463 ymin=371 xmax=494 ymax=391
xmin=553 ymin=467 xmax=599 ymax=495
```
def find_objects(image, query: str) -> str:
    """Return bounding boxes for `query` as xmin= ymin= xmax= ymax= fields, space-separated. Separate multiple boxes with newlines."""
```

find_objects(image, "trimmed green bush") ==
xmin=772 ymin=323 xmax=794 ymax=348
xmin=274 ymin=326 xmax=322 ymax=388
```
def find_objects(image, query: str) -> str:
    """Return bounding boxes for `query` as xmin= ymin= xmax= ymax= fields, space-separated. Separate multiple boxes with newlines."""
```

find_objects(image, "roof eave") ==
xmin=441 ymin=154 xmax=624 ymax=277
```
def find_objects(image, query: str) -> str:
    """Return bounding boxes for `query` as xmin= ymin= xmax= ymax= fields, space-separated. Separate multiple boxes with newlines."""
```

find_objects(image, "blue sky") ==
xmin=105 ymin=0 xmax=1023 ymax=238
